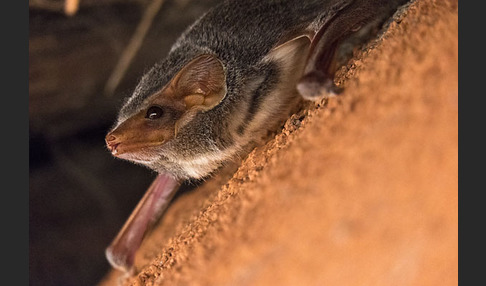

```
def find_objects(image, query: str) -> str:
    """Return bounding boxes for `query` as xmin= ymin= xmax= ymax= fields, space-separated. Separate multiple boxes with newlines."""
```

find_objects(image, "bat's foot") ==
xmin=297 ymin=70 xmax=343 ymax=101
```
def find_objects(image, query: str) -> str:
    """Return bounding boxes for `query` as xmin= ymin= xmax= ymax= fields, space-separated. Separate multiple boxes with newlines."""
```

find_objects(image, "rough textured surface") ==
xmin=99 ymin=0 xmax=458 ymax=284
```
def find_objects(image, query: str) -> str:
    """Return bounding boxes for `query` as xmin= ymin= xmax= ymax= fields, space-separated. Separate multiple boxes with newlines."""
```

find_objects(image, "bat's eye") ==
xmin=146 ymin=105 xmax=163 ymax=120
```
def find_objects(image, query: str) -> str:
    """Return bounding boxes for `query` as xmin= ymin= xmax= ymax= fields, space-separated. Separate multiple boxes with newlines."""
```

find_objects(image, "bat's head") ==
xmin=106 ymin=54 xmax=228 ymax=179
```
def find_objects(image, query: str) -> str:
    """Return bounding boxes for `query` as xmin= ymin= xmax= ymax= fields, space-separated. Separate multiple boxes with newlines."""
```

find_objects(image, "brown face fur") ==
xmin=105 ymin=55 xmax=227 ymax=166
xmin=105 ymin=88 xmax=185 ymax=160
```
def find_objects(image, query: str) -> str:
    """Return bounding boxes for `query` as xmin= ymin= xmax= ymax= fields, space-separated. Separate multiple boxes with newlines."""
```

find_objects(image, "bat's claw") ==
xmin=297 ymin=70 xmax=342 ymax=100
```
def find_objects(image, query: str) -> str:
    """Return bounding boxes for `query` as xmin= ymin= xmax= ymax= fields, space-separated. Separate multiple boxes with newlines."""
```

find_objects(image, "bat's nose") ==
xmin=105 ymin=134 xmax=116 ymax=143
xmin=105 ymin=133 xmax=120 ymax=154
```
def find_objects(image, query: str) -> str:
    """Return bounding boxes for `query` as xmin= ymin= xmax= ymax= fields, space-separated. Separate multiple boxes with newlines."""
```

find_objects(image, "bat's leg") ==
xmin=297 ymin=0 xmax=403 ymax=100
xmin=105 ymin=173 xmax=180 ymax=273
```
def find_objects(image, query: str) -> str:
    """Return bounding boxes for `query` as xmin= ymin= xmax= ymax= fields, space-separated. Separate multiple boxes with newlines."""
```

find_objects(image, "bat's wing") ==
xmin=297 ymin=0 xmax=406 ymax=100
xmin=105 ymin=173 xmax=181 ymax=272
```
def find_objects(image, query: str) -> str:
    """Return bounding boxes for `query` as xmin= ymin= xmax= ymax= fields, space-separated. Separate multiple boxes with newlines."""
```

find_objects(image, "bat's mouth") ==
xmin=107 ymin=141 xmax=164 ymax=157
xmin=108 ymin=142 xmax=120 ymax=155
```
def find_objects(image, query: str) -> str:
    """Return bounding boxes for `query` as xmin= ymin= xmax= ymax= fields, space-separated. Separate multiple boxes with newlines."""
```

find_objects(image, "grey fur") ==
xmin=112 ymin=0 xmax=409 ymax=179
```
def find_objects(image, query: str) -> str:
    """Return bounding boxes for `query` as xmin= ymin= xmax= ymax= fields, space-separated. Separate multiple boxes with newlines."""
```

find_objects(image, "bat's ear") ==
xmin=266 ymin=34 xmax=311 ymax=67
xmin=173 ymin=54 xmax=227 ymax=112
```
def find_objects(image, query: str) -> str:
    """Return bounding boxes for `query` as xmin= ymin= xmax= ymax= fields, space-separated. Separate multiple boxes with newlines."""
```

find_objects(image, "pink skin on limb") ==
xmin=105 ymin=173 xmax=181 ymax=272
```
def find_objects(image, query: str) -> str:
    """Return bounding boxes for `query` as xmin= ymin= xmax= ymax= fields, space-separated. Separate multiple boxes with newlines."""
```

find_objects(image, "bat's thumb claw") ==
xmin=297 ymin=71 xmax=342 ymax=101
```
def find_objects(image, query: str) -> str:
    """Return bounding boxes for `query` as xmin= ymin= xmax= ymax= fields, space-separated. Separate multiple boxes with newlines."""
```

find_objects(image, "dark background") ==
xmin=29 ymin=1 xmax=222 ymax=285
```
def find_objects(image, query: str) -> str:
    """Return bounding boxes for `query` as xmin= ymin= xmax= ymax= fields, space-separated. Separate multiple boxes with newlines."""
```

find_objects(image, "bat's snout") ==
xmin=105 ymin=133 xmax=120 ymax=155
